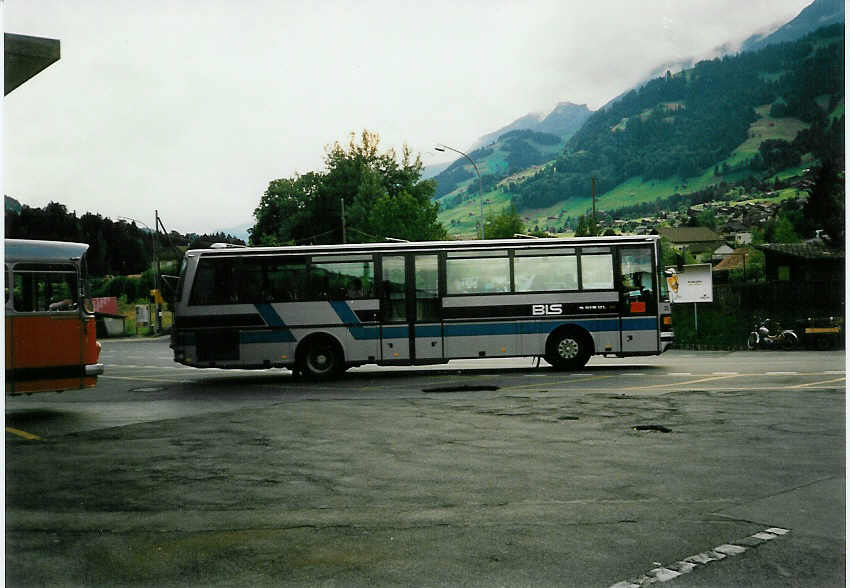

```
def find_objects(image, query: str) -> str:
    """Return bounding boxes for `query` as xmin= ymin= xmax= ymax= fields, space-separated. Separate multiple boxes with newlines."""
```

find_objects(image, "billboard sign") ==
xmin=135 ymin=305 xmax=150 ymax=325
xmin=667 ymin=263 xmax=713 ymax=303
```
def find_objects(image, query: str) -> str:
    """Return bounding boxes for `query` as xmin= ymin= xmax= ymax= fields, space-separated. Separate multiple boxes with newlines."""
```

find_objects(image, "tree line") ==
xmin=5 ymin=198 xmax=244 ymax=277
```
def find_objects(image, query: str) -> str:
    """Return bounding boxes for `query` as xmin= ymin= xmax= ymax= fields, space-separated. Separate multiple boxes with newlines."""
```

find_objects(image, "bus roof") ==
xmin=5 ymin=239 xmax=90 ymax=263
xmin=187 ymin=235 xmax=660 ymax=258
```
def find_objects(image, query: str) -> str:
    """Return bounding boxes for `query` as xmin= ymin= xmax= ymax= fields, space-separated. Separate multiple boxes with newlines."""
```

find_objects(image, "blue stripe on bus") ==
xmin=415 ymin=324 xmax=442 ymax=338
xmin=330 ymin=301 xmax=380 ymax=340
xmin=382 ymin=326 xmax=409 ymax=339
xmin=619 ymin=317 xmax=658 ymax=331
xmin=330 ymin=300 xmax=359 ymax=325
xmin=237 ymin=303 xmax=658 ymax=346
xmin=241 ymin=330 xmax=296 ymax=344
xmin=255 ymin=303 xmax=286 ymax=328
xmin=252 ymin=304 xmax=297 ymax=342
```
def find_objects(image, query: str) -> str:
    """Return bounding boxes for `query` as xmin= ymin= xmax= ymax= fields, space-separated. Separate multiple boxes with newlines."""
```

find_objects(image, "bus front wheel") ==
xmin=298 ymin=336 xmax=344 ymax=379
xmin=545 ymin=329 xmax=591 ymax=371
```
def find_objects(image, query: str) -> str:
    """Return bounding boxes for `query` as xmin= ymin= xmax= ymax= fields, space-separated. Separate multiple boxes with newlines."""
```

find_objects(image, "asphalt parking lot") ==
xmin=5 ymin=340 xmax=846 ymax=587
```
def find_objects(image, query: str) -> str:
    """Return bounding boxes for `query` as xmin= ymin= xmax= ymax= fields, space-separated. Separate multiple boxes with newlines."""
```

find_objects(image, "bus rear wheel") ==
xmin=298 ymin=336 xmax=344 ymax=380
xmin=545 ymin=329 xmax=591 ymax=371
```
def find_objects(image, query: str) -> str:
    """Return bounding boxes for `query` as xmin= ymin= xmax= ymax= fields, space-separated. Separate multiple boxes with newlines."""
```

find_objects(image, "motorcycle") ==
xmin=746 ymin=318 xmax=798 ymax=350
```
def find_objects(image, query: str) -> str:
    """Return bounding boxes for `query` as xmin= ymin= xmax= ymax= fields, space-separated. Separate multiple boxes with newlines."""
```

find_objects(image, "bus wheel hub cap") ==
xmin=558 ymin=339 xmax=579 ymax=359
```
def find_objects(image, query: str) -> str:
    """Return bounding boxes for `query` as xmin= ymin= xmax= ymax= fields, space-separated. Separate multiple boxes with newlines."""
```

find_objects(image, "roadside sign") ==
xmin=667 ymin=263 xmax=713 ymax=303
xmin=135 ymin=305 xmax=150 ymax=325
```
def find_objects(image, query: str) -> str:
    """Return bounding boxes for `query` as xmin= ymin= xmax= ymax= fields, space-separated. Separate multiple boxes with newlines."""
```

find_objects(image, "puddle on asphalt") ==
xmin=633 ymin=424 xmax=672 ymax=433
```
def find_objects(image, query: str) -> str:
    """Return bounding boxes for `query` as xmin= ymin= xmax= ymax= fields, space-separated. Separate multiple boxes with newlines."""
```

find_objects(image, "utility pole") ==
xmin=153 ymin=210 xmax=160 ymax=334
xmin=591 ymin=177 xmax=597 ymax=236
xmin=341 ymin=198 xmax=346 ymax=244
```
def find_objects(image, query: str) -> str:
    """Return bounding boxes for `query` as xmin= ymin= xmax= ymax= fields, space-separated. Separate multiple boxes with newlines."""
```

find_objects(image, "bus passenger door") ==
xmin=379 ymin=254 xmax=443 ymax=363
xmin=618 ymin=246 xmax=659 ymax=353
xmin=380 ymin=255 xmax=410 ymax=362
xmin=412 ymin=254 xmax=442 ymax=362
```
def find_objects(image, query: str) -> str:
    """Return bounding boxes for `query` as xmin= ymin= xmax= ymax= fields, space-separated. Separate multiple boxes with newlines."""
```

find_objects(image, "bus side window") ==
xmin=446 ymin=257 xmax=509 ymax=295
xmin=13 ymin=270 xmax=78 ymax=312
xmin=580 ymin=254 xmax=614 ymax=290
xmin=236 ymin=259 xmax=265 ymax=304
xmin=312 ymin=260 xmax=375 ymax=301
xmin=514 ymin=255 xmax=578 ymax=292
xmin=619 ymin=248 xmax=654 ymax=300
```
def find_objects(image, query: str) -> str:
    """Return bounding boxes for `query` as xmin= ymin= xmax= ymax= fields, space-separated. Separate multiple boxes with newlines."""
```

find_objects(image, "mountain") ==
xmin=535 ymin=102 xmax=594 ymax=136
xmin=431 ymin=103 xmax=592 ymax=201
xmin=469 ymin=113 xmax=545 ymax=152
xmin=600 ymin=0 xmax=844 ymax=114
xmin=439 ymin=23 xmax=843 ymax=236
xmin=468 ymin=103 xmax=592 ymax=151
xmin=422 ymin=161 xmax=451 ymax=179
xmin=741 ymin=0 xmax=844 ymax=53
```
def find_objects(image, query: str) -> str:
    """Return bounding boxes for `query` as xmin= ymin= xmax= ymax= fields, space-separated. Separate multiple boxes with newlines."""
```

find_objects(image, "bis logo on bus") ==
xmin=532 ymin=303 xmax=563 ymax=316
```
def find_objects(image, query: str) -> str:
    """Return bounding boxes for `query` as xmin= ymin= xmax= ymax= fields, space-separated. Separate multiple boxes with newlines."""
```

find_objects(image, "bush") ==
xmin=672 ymin=304 xmax=752 ymax=348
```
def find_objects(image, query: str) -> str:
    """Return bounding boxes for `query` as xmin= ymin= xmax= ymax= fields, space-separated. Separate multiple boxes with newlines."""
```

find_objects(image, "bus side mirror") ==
xmin=160 ymin=275 xmax=180 ymax=304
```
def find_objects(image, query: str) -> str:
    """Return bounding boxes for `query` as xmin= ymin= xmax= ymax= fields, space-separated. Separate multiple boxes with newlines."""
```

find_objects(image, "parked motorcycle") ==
xmin=746 ymin=318 xmax=799 ymax=350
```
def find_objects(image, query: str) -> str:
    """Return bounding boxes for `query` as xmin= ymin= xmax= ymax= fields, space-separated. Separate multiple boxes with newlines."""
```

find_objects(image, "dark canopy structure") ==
xmin=5 ymin=32 xmax=60 ymax=95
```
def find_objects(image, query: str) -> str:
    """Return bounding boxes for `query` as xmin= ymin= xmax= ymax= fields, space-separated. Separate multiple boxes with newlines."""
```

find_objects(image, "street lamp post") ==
xmin=435 ymin=143 xmax=484 ymax=239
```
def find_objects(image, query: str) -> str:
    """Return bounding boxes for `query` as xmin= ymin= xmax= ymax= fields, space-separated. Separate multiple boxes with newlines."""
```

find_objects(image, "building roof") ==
xmin=757 ymin=241 xmax=845 ymax=261
xmin=656 ymin=226 xmax=723 ymax=244
xmin=5 ymin=238 xmax=89 ymax=262
xmin=5 ymin=33 xmax=60 ymax=95
xmin=714 ymin=248 xmax=754 ymax=271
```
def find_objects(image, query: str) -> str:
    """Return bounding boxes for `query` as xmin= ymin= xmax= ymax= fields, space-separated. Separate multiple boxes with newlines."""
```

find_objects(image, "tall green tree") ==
xmin=483 ymin=203 xmax=524 ymax=239
xmin=802 ymin=159 xmax=845 ymax=245
xmin=250 ymin=131 xmax=447 ymax=245
xmin=574 ymin=215 xmax=588 ymax=237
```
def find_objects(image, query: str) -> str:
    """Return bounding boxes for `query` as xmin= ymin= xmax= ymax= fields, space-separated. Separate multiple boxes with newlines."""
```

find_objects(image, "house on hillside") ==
xmin=712 ymin=244 xmax=735 ymax=263
xmin=712 ymin=247 xmax=756 ymax=283
xmin=655 ymin=226 xmax=725 ymax=262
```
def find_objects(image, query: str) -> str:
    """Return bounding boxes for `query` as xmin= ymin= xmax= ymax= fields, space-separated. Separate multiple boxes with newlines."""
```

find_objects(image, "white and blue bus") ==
xmin=171 ymin=236 xmax=673 ymax=378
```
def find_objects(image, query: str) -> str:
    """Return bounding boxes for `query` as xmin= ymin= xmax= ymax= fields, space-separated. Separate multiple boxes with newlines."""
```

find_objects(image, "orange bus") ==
xmin=5 ymin=239 xmax=104 ymax=395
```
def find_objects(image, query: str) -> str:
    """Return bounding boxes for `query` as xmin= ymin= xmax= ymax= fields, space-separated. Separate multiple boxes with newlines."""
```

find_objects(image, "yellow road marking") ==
xmin=5 ymin=427 xmax=42 ymax=441
xmin=624 ymin=373 xmax=746 ymax=390
xmin=789 ymin=376 xmax=846 ymax=389
xmin=502 ymin=374 xmax=615 ymax=392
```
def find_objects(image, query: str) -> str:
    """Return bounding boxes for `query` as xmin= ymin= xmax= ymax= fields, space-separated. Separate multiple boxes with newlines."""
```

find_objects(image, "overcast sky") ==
xmin=3 ymin=0 xmax=812 ymax=235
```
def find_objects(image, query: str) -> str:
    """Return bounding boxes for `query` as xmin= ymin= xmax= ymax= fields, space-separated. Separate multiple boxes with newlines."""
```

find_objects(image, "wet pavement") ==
xmin=5 ymin=342 xmax=846 ymax=587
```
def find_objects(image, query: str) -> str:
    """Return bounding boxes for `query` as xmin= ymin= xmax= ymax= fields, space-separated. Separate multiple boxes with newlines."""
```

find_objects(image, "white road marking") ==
xmin=765 ymin=371 xmax=798 ymax=375
xmin=608 ymin=528 xmax=790 ymax=588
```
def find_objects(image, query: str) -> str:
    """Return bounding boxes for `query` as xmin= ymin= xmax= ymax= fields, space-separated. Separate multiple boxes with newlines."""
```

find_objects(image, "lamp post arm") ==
xmin=436 ymin=144 xmax=480 ymax=178
xmin=436 ymin=143 xmax=484 ymax=239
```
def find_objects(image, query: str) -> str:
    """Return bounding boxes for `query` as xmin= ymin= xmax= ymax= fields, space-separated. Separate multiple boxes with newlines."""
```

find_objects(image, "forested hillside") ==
xmin=433 ymin=129 xmax=565 ymax=202
xmin=508 ymin=24 xmax=843 ymax=212
xmin=432 ymin=103 xmax=591 ymax=201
